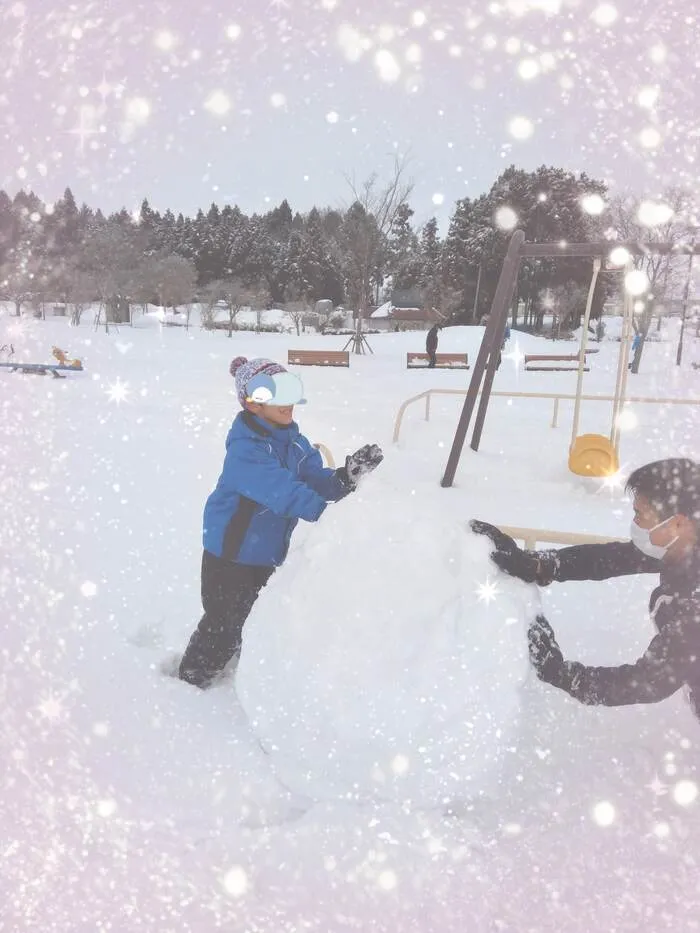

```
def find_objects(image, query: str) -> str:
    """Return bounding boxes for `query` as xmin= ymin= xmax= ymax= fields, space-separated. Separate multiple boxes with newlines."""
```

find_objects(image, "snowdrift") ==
xmin=236 ymin=461 xmax=539 ymax=806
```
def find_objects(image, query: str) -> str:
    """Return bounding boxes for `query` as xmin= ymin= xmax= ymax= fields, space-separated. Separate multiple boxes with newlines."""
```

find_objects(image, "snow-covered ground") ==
xmin=2 ymin=304 xmax=700 ymax=932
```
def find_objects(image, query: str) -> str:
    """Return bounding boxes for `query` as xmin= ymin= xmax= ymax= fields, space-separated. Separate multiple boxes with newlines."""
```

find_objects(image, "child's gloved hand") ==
xmin=528 ymin=614 xmax=564 ymax=684
xmin=342 ymin=444 xmax=384 ymax=487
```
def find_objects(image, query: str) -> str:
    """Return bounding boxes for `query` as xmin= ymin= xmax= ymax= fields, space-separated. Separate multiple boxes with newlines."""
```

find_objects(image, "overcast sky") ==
xmin=0 ymin=0 xmax=696 ymax=228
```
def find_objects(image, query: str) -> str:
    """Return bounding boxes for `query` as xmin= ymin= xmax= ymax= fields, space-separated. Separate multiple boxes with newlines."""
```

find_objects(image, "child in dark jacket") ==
xmin=179 ymin=356 xmax=383 ymax=688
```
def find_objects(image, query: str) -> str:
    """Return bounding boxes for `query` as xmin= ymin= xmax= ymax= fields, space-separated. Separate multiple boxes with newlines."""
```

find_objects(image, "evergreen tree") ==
xmin=386 ymin=203 xmax=419 ymax=290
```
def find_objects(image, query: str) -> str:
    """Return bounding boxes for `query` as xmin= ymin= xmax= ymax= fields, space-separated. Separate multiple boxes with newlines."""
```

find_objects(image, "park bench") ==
xmin=287 ymin=349 xmax=350 ymax=368
xmin=407 ymin=352 xmax=470 ymax=369
xmin=524 ymin=349 xmax=597 ymax=372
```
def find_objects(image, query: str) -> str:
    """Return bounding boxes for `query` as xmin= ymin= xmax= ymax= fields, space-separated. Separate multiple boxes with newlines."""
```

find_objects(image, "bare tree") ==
xmin=341 ymin=155 xmax=414 ymax=351
xmin=198 ymin=279 xmax=227 ymax=329
xmin=284 ymin=299 xmax=308 ymax=337
xmin=608 ymin=188 xmax=696 ymax=296
xmin=609 ymin=188 xmax=699 ymax=372
xmin=153 ymin=255 xmax=197 ymax=311
xmin=546 ymin=282 xmax=590 ymax=332
xmin=69 ymin=271 xmax=97 ymax=326
xmin=217 ymin=279 xmax=267 ymax=337
xmin=0 ymin=257 xmax=45 ymax=316
xmin=81 ymin=223 xmax=141 ymax=331
xmin=50 ymin=259 xmax=97 ymax=326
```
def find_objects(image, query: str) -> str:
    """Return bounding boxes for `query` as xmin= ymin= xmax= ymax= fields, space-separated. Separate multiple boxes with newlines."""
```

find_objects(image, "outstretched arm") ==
xmin=221 ymin=439 xmax=327 ymax=522
xmin=552 ymin=541 xmax=661 ymax=583
xmin=298 ymin=445 xmax=351 ymax=502
xmin=529 ymin=613 xmax=691 ymax=706
xmin=470 ymin=523 xmax=660 ymax=585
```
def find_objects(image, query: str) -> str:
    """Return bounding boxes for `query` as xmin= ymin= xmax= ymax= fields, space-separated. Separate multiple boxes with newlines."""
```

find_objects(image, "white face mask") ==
xmin=630 ymin=516 xmax=679 ymax=560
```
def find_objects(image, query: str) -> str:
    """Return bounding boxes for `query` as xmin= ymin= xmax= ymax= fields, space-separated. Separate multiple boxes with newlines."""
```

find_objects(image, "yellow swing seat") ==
xmin=568 ymin=433 xmax=619 ymax=477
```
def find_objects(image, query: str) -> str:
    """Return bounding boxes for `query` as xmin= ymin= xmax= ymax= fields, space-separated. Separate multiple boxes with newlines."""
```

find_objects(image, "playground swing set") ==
xmin=438 ymin=230 xmax=700 ymax=487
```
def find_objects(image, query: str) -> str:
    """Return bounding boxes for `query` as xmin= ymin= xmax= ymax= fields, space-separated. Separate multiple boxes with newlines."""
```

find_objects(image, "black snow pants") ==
xmin=179 ymin=551 xmax=274 ymax=688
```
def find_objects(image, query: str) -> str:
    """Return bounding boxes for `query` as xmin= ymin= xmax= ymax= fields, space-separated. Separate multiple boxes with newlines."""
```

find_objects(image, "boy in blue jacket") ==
xmin=178 ymin=356 xmax=383 ymax=688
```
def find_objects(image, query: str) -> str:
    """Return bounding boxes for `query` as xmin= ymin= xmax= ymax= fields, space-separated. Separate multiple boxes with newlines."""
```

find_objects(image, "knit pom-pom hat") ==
xmin=230 ymin=356 xmax=287 ymax=407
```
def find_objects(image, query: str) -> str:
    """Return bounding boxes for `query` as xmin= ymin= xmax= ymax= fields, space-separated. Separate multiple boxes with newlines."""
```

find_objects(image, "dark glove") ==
xmin=339 ymin=444 xmax=383 ymax=488
xmin=469 ymin=520 xmax=557 ymax=585
xmin=528 ymin=614 xmax=564 ymax=684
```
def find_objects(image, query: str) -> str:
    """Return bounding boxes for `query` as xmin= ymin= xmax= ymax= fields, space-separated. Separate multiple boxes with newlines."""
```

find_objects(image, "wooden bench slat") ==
xmin=288 ymin=350 xmax=350 ymax=367
xmin=525 ymin=366 xmax=590 ymax=372
xmin=524 ymin=349 xmax=596 ymax=363
xmin=407 ymin=352 xmax=469 ymax=369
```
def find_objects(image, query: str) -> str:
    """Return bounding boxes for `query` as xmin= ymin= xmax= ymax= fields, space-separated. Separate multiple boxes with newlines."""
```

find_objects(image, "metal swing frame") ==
xmin=441 ymin=231 xmax=700 ymax=488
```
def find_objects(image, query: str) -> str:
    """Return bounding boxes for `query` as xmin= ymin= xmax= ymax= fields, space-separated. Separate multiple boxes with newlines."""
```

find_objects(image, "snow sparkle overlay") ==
xmin=0 ymin=0 xmax=696 ymax=216
xmin=2 ymin=0 xmax=700 ymax=929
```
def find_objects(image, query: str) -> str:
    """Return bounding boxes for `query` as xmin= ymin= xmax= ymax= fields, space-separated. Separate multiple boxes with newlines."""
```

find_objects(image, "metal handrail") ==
xmin=314 ymin=443 xmax=335 ymax=468
xmin=393 ymin=388 xmax=700 ymax=444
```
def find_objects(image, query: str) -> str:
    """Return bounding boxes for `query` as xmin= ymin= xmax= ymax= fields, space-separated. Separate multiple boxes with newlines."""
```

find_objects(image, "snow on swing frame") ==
xmin=440 ymin=230 xmax=700 ymax=487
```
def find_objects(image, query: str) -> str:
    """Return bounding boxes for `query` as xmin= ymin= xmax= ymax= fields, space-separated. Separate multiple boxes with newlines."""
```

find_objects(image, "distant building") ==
xmin=369 ymin=289 xmax=438 ymax=331
xmin=369 ymin=301 xmax=439 ymax=331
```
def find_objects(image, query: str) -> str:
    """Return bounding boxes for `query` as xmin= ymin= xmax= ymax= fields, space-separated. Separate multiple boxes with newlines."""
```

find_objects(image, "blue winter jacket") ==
xmin=203 ymin=412 xmax=350 ymax=566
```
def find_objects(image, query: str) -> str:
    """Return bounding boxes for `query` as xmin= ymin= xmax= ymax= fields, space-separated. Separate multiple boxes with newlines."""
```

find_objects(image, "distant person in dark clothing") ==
xmin=472 ymin=458 xmax=700 ymax=719
xmin=426 ymin=324 xmax=441 ymax=367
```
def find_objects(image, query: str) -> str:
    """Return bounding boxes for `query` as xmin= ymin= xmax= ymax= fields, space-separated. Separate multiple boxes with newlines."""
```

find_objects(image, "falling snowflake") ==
xmin=205 ymin=91 xmax=231 ymax=117
xmin=475 ymin=578 xmax=500 ymax=605
xmin=591 ymin=3 xmax=618 ymax=26
xmin=608 ymin=246 xmax=631 ymax=267
xmin=639 ymin=127 xmax=661 ymax=149
xmin=624 ymin=270 xmax=650 ymax=296
xmin=96 ymin=799 xmax=117 ymax=818
xmin=581 ymin=193 xmax=606 ymax=215
xmin=637 ymin=86 xmax=659 ymax=109
xmin=637 ymin=201 xmax=674 ymax=226
xmin=154 ymin=30 xmax=176 ymax=51
xmin=106 ymin=379 xmax=130 ymax=404
xmin=673 ymin=780 xmax=698 ymax=807
xmin=37 ymin=694 xmax=65 ymax=722
xmin=125 ymin=97 xmax=150 ymax=125
xmin=405 ymin=43 xmax=422 ymax=64
xmin=591 ymin=800 xmax=616 ymax=826
xmin=495 ymin=206 xmax=519 ymax=230
xmin=508 ymin=116 xmax=534 ymax=140
xmin=518 ymin=58 xmax=540 ymax=80
xmin=222 ymin=866 xmax=249 ymax=897
xmin=375 ymin=49 xmax=401 ymax=82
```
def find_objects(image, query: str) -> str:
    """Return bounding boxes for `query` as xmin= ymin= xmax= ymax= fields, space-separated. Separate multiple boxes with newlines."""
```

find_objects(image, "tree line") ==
xmin=0 ymin=161 xmax=694 ymax=333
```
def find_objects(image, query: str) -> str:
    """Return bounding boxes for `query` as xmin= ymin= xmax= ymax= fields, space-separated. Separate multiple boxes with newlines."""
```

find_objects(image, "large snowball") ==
xmin=236 ymin=465 xmax=538 ymax=808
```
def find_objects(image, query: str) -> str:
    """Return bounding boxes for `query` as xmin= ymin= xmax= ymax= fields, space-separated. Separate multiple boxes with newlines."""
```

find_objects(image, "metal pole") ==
xmin=611 ymin=277 xmax=635 ymax=452
xmin=472 ymin=261 xmax=483 ymax=322
xmin=676 ymin=241 xmax=695 ymax=367
xmin=470 ymin=243 xmax=524 ymax=452
xmin=441 ymin=230 xmax=525 ymax=487
xmin=570 ymin=258 xmax=602 ymax=449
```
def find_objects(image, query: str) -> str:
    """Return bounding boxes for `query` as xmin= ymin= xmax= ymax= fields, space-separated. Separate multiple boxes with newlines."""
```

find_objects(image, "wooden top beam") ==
xmin=519 ymin=241 xmax=700 ymax=259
